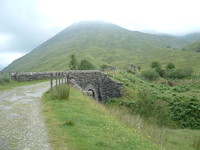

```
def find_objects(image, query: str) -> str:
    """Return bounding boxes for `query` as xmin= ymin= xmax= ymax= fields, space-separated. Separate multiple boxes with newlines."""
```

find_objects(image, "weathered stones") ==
xmin=11 ymin=70 xmax=123 ymax=102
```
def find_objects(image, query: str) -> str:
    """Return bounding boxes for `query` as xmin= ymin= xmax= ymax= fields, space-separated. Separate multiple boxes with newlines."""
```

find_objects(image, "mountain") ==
xmin=4 ymin=21 xmax=200 ymax=72
xmin=179 ymin=32 xmax=200 ymax=43
xmin=182 ymin=40 xmax=200 ymax=52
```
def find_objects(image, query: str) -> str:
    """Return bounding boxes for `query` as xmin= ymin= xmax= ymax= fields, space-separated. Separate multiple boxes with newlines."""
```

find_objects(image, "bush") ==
xmin=151 ymin=61 xmax=161 ymax=69
xmin=166 ymin=63 xmax=175 ymax=69
xmin=100 ymin=64 xmax=108 ymax=71
xmin=155 ymin=67 xmax=165 ymax=77
xmin=169 ymin=97 xmax=200 ymax=129
xmin=165 ymin=68 xmax=193 ymax=79
xmin=51 ymin=84 xmax=70 ymax=100
xmin=78 ymin=59 xmax=95 ymax=70
xmin=141 ymin=69 xmax=160 ymax=81
xmin=133 ymin=90 xmax=172 ymax=127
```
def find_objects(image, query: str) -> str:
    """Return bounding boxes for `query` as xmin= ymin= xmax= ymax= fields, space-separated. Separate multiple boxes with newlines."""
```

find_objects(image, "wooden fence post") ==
xmin=56 ymin=72 xmax=58 ymax=87
xmin=50 ymin=73 xmax=53 ymax=91
xmin=9 ymin=72 xmax=11 ymax=82
xmin=64 ymin=74 xmax=67 ymax=83
xmin=62 ymin=72 xmax=64 ymax=84
xmin=16 ymin=72 xmax=19 ymax=82
xmin=58 ymin=72 xmax=61 ymax=85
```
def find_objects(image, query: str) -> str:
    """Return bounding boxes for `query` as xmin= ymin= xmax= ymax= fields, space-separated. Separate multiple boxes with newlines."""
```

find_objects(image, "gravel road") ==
xmin=0 ymin=82 xmax=52 ymax=150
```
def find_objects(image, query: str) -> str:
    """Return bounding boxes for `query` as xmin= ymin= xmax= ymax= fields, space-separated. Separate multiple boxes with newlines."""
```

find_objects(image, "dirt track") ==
xmin=0 ymin=82 xmax=52 ymax=150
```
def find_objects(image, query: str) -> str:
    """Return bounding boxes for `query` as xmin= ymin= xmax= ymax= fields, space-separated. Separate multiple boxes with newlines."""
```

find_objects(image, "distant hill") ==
xmin=4 ymin=21 xmax=200 ymax=72
xmin=182 ymin=40 xmax=200 ymax=52
xmin=179 ymin=32 xmax=200 ymax=43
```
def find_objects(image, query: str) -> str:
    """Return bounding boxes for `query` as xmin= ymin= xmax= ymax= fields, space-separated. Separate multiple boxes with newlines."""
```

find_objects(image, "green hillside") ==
xmin=179 ymin=32 xmax=200 ymax=42
xmin=4 ymin=21 xmax=200 ymax=72
xmin=42 ymin=86 xmax=161 ymax=150
xmin=182 ymin=40 xmax=200 ymax=52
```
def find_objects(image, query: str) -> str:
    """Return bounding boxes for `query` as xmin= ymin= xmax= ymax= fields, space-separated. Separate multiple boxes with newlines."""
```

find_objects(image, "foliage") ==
xmin=99 ymin=64 xmax=108 ymax=71
xmin=5 ymin=22 xmax=200 ymax=73
xmin=155 ymin=67 xmax=165 ymax=77
xmin=42 ymin=87 xmax=160 ymax=150
xmin=166 ymin=63 xmax=175 ymax=69
xmin=127 ymin=68 xmax=136 ymax=74
xmin=141 ymin=69 xmax=160 ymax=81
xmin=151 ymin=61 xmax=161 ymax=69
xmin=108 ymin=72 xmax=200 ymax=129
xmin=69 ymin=54 xmax=78 ymax=70
xmin=137 ymin=66 xmax=142 ymax=71
xmin=51 ymin=84 xmax=70 ymax=100
xmin=165 ymin=68 xmax=193 ymax=79
xmin=169 ymin=97 xmax=200 ymax=129
xmin=78 ymin=59 xmax=95 ymax=70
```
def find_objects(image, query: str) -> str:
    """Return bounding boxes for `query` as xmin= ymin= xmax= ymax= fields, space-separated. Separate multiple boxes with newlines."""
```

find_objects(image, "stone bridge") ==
xmin=11 ymin=71 xmax=123 ymax=103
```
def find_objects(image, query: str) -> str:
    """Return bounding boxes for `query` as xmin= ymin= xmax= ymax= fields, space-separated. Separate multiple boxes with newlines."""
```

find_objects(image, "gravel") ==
xmin=0 ymin=82 xmax=52 ymax=150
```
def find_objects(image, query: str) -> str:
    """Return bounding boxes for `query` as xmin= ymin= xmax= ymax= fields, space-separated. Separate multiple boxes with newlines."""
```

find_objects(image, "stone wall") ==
xmin=11 ymin=70 xmax=123 ymax=102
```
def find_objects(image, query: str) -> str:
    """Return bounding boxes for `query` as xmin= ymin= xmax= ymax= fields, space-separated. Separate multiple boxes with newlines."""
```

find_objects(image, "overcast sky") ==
xmin=1 ymin=0 xmax=200 ymax=70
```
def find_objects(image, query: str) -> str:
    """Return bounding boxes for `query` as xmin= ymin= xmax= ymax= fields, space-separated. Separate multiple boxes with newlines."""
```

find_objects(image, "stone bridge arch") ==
xmin=84 ymin=84 xmax=98 ymax=100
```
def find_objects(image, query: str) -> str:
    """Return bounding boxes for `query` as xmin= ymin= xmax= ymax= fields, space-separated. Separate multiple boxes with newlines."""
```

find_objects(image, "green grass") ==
xmin=106 ymin=71 xmax=200 ymax=150
xmin=42 ymin=87 xmax=161 ymax=150
xmin=6 ymin=21 xmax=200 ymax=73
xmin=0 ymin=79 xmax=48 ymax=91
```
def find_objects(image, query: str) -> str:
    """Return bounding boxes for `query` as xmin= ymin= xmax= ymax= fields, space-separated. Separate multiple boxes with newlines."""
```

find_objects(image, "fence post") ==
xmin=62 ymin=72 xmax=64 ymax=84
xmin=50 ymin=73 xmax=53 ymax=91
xmin=56 ymin=72 xmax=58 ymax=87
xmin=16 ymin=72 xmax=19 ymax=82
xmin=64 ymin=74 xmax=67 ymax=83
xmin=58 ymin=72 xmax=61 ymax=85
xmin=9 ymin=72 xmax=11 ymax=82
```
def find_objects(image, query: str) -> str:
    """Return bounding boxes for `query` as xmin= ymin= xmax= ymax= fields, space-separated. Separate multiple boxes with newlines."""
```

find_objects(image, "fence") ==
xmin=50 ymin=72 xmax=69 ymax=91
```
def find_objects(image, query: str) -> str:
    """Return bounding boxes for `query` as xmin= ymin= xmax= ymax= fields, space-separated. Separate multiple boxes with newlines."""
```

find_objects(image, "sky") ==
xmin=1 ymin=0 xmax=200 ymax=70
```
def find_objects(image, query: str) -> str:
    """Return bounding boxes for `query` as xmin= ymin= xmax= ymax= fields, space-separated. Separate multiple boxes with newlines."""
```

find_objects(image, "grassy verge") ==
xmin=107 ymin=71 xmax=200 ymax=150
xmin=0 ymin=80 xmax=48 ymax=91
xmin=42 ymin=87 xmax=161 ymax=150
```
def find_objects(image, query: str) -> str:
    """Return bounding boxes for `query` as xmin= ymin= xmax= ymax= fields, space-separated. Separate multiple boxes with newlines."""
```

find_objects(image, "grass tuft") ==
xmin=51 ymin=84 xmax=70 ymax=100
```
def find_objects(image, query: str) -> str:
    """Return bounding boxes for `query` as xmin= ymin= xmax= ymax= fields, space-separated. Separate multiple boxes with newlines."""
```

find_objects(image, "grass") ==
xmin=0 ymin=79 xmax=48 ymax=91
xmin=5 ymin=22 xmax=200 ymax=73
xmin=42 ymin=87 xmax=161 ymax=150
xmin=106 ymin=71 xmax=200 ymax=150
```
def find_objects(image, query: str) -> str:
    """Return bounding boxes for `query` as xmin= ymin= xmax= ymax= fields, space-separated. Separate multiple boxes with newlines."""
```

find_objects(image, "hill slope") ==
xmin=179 ymin=32 xmax=200 ymax=43
xmin=4 ymin=21 xmax=198 ymax=72
xmin=182 ymin=40 xmax=200 ymax=52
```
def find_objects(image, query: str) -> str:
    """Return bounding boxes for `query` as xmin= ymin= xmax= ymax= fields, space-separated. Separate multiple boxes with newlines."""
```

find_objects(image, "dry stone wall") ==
xmin=11 ymin=70 xmax=123 ymax=102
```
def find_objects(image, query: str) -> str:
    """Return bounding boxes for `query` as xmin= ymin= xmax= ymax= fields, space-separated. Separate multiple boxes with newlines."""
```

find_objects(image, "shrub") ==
xmin=141 ymin=69 xmax=160 ymax=81
xmin=166 ymin=63 xmax=175 ymax=69
xmin=127 ymin=68 xmax=135 ymax=74
xmin=150 ymin=61 xmax=161 ymax=69
xmin=133 ymin=90 xmax=172 ymax=127
xmin=51 ymin=84 xmax=70 ymax=100
xmin=78 ymin=59 xmax=95 ymax=70
xmin=155 ymin=67 xmax=165 ymax=77
xmin=100 ymin=64 xmax=108 ymax=71
xmin=165 ymin=68 xmax=193 ymax=79
xmin=169 ymin=97 xmax=200 ymax=129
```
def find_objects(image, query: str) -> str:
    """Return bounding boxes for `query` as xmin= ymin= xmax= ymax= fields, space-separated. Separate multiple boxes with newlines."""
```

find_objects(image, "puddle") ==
xmin=6 ymin=113 xmax=24 ymax=118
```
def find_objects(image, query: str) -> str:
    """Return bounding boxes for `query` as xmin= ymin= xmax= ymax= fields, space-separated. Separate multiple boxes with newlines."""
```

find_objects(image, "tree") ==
xmin=100 ymin=64 xmax=108 ymax=71
xmin=141 ymin=69 xmax=160 ymax=81
xmin=69 ymin=54 xmax=78 ymax=70
xmin=78 ymin=59 xmax=95 ymax=70
xmin=166 ymin=63 xmax=175 ymax=69
xmin=151 ymin=61 xmax=161 ymax=69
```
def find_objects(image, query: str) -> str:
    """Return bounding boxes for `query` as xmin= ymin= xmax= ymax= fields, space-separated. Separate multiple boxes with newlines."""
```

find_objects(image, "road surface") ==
xmin=0 ymin=82 xmax=52 ymax=150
